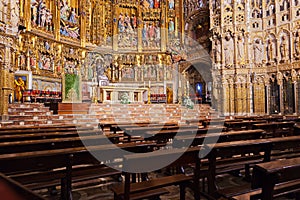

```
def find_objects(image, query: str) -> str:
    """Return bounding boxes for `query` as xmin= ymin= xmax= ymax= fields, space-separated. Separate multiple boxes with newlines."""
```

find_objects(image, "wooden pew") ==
xmin=221 ymin=157 xmax=300 ymax=200
xmin=0 ymin=124 xmax=82 ymax=132
xmin=268 ymin=135 xmax=300 ymax=160
xmin=204 ymin=139 xmax=272 ymax=197
xmin=111 ymin=122 xmax=178 ymax=134
xmin=174 ymin=129 xmax=265 ymax=147
xmin=212 ymin=135 xmax=300 ymax=199
xmin=0 ymin=134 xmax=126 ymax=154
xmin=0 ymin=129 xmax=103 ymax=142
xmin=144 ymin=126 xmax=226 ymax=144
xmin=121 ymin=125 xmax=197 ymax=142
xmin=225 ymin=120 xmax=267 ymax=131
xmin=0 ymin=172 xmax=45 ymax=200
xmin=0 ymin=125 xmax=93 ymax=135
xmin=253 ymin=121 xmax=295 ymax=137
xmin=98 ymin=121 xmax=160 ymax=133
xmin=203 ymin=118 xmax=226 ymax=128
xmin=111 ymin=146 xmax=202 ymax=200
xmin=0 ymin=141 xmax=156 ymax=200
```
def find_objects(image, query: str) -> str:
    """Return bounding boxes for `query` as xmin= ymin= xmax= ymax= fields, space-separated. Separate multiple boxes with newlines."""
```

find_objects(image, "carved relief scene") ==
xmin=60 ymin=0 xmax=80 ymax=39
xmin=31 ymin=0 xmax=53 ymax=31
xmin=117 ymin=7 xmax=138 ymax=49
xmin=142 ymin=21 xmax=161 ymax=49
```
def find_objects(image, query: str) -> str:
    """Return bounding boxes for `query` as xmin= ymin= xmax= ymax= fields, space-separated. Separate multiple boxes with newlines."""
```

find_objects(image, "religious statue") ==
xmin=155 ymin=22 xmax=161 ymax=47
xmin=280 ymin=35 xmax=289 ymax=61
xmin=295 ymin=30 xmax=300 ymax=56
xmin=168 ymin=19 xmax=175 ymax=37
xmin=31 ymin=0 xmax=38 ymax=24
xmin=148 ymin=0 xmax=154 ymax=8
xmin=14 ymin=77 xmax=25 ymax=102
xmin=169 ymin=0 xmax=175 ymax=9
xmin=68 ymin=8 xmax=78 ymax=24
xmin=142 ymin=23 xmax=148 ymax=46
xmin=30 ymin=56 xmax=37 ymax=70
xmin=30 ymin=0 xmax=53 ymax=30
xmin=60 ymin=0 xmax=70 ymax=21
xmin=37 ymin=1 xmax=45 ymax=26
xmin=46 ymin=9 xmax=53 ymax=31
xmin=131 ymin=14 xmax=137 ymax=29
xmin=253 ymin=39 xmax=263 ymax=64
xmin=214 ymin=39 xmax=221 ymax=63
xmin=224 ymin=34 xmax=233 ymax=66
xmin=154 ymin=0 xmax=160 ymax=8
xmin=267 ymin=39 xmax=274 ymax=62
xmin=237 ymin=35 xmax=245 ymax=63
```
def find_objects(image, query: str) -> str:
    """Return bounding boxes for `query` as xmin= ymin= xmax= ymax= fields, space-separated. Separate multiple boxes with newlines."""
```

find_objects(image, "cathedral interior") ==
xmin=1 ymin=0 xmax=300 ymax=200
xmin=1 ymin=0 xmax=300 ymax=117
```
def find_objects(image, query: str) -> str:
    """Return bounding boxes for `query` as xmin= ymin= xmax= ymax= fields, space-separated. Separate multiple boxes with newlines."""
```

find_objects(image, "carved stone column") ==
xmin=173 ymin=62 xmax=179 ymax=103
xmin=0 ymin=69 xmax=13 ymax=121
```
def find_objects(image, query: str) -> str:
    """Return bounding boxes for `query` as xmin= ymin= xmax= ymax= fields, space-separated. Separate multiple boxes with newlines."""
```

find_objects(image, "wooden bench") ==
xmin=98 ymin=121 xmax=161 ymax=133
xmin=253 ymin=121 xmax=295 ymax=137
xmin=0 ymin=172 xmax=45 ymax=200
xmin=0 ymin=125 xmax=93 ymax=135
xmin=111 ymin=146 xmax=202 ymax=200
xmin=0 ymin=129 xmax=105 ymax=142
xmin=0 ymin=124 xmax=83 ymax=131
xmin=111 ymin=122 xmax=178 ymax=134
xmin=144 ymin=126 xmax=226 ymax=144
xmin=204 ymin=139 xmax=272 ymax=197
xmin=225 ymin=120 xmax=267 ymax=130
xmin=0 ymin=141 xmax=156 ymax=200
xmin=0 ymin=134 xmax=128 ymax=154
xmin=174 ymin=129 xmax=265 ymax=147
xmin=268 ymin=135 xmax=300 ymax=160
xmin=220 ymin=157 xmax=300 ymax=200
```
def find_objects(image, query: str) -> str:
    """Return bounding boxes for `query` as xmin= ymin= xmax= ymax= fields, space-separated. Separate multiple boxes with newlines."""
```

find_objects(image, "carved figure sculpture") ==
xmin=224 ymin=34 xmax=233 ymax=66
xmin=267 ymin=39 xmax=274 ymax=62
xmin=15 ymin=78 xmax=25 ymax=102
xmin=280 ymin=35 xmax=289 ymax=61
xmin=237 ymin=35 xmax=245 ymax=63
xmin=253 ymin=39 xmax=263 ymax=64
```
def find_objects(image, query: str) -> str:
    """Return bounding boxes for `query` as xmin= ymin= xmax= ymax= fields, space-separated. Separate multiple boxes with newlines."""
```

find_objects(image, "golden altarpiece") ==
xmin=0 ymin=0 xmax=191 ymax=112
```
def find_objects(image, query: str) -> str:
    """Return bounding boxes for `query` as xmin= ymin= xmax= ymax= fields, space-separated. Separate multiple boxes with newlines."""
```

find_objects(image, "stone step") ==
xmin=8 ymin=103 xmax=46 ymax=109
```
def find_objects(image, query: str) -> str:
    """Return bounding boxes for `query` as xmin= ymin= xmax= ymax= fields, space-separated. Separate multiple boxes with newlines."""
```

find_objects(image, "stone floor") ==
xmin=37 ymin=172 xmax=295 ymax=200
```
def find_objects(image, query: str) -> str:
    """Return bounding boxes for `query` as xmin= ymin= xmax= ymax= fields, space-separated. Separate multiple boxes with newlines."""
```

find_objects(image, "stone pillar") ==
xmin=265 ymin=84 xmax=270 ymax=115
xmin=173 ymin=62 xmax=179 ymax=103
xmin=249 ymin=80 xmax=253 ymax=115
xmin=0 ymin=69 xmax=13 ymax=121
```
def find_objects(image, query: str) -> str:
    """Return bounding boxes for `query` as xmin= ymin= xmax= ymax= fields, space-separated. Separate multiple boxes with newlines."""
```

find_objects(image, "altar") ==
xmin=97 ymin=86 xmax=149 ymax=104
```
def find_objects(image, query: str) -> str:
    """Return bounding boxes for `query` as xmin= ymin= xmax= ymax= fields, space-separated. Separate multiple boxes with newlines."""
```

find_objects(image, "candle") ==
xmin=149 ymin=80 xmax=151 ymax=88
xmin=144 ymin=81 xmax=145 ymax=88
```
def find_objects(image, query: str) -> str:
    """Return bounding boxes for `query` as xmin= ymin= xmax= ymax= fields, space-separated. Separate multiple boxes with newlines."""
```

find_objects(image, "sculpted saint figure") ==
xmin=267 ymin=39 xmax=274 ymax=62
xmin=224 ymin=34 xmax=233 ymax=66
xmin=237 ymin=35 xmax=245 ymax=63
xmin=253 ymin=39 xmax=263 ymax=64
xmin=214 ymin=39 xmax=221 ymax=63
xmin=15 ymin=78 xmax=25 ymax=102
xmin=280 ymin=35 xmax=289 ymax=61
